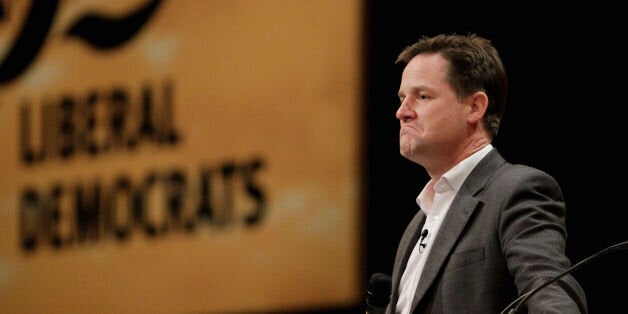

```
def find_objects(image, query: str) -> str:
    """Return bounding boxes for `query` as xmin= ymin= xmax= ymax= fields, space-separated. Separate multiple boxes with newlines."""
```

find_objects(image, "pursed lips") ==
xmin=399 ymin=125 xmax=419 ymax=135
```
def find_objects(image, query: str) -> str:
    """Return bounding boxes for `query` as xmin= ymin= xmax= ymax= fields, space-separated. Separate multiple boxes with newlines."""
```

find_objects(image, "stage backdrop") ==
xmin=0 ymin=1 xmax=363 ymax=313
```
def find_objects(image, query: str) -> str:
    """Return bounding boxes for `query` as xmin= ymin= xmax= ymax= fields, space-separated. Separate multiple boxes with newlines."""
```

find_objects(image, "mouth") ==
xmin=399 ymin=125 xmax=418 ymax=134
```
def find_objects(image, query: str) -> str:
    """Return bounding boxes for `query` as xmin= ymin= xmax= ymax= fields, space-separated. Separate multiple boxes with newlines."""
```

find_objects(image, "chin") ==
xmin=400 ymin=141 xmax=422 ymax=160
xmin=399 ymin=139 xmax=414 ymax=155
xmin=399 ymin=147 xmax=412 ymax=159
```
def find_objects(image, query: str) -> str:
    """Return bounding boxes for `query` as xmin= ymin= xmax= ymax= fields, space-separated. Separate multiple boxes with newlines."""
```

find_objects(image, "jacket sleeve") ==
xmin=496 ymin=165 xmax=587 ymax=313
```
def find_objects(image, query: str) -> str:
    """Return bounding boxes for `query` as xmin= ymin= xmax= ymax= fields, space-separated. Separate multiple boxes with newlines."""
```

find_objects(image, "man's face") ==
xmin=396 ymin=53 xmax=470 ymax=166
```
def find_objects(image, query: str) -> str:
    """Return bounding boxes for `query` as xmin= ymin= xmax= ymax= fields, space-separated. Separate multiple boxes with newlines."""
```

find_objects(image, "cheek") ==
xmin=425 ymin=111 xmax=463 ymax=139
xmin=439 ymin=106 xmax=467 ymax=127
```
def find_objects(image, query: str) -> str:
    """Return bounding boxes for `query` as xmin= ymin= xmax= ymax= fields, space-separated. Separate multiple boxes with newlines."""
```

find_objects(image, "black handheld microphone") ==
xmin=366 ymin=272 xmax=392 ymax=314
xmin=500 ymin=240 xmax=628 ymax=314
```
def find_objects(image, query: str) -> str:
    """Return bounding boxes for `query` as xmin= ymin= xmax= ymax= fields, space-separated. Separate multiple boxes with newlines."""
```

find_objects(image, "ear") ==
xmin=467 ymin=91 xmax=488 ymax=124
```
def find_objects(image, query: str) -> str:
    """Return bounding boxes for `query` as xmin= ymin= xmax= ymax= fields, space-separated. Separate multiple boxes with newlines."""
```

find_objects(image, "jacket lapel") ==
xmin=409 ymin=194 xmax=480 ymax=310
xmin=409 ymin=149 xmax=505 ymax=311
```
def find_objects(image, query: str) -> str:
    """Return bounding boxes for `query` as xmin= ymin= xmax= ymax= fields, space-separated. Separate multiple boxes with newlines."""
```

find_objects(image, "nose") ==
xmin=396 ymin=99 xmax=414 ymax=121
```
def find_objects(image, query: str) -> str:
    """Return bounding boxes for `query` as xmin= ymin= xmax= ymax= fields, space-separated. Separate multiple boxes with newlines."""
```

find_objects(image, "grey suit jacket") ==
xmin=388 ymin=148 xmax=587 ymax=314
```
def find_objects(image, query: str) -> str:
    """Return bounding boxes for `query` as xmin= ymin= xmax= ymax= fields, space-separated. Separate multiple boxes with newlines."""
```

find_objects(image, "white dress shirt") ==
xmin=396 ymin=144 xmax=493 ymax=314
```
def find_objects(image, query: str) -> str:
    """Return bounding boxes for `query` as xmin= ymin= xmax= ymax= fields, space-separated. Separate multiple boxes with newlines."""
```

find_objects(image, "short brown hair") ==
xmin=396 ymin=33 xmax=508 ymax=138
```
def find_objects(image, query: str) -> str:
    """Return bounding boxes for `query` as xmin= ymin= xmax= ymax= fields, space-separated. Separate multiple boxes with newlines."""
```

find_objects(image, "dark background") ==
xmin=327 ymin=2 xmax=628 ymax=314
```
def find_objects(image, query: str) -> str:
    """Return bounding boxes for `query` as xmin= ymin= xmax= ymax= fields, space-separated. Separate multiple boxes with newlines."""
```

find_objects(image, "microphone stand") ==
xmin=500 ymin=240 xmax=628 ymax=314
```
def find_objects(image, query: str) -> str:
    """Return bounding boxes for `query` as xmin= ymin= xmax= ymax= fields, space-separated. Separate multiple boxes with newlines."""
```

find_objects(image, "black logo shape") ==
xmin=0 ymin=0 xmax=163 ymax=85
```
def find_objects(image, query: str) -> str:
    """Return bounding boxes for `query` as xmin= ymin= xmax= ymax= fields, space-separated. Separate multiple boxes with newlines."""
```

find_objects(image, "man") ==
xmin=388 ymin=33 xmax=587 ymax=313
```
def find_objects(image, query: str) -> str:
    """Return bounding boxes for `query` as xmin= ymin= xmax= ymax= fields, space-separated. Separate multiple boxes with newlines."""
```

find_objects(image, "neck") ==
xmin=426 ymin=138 xmax=490 ymax=179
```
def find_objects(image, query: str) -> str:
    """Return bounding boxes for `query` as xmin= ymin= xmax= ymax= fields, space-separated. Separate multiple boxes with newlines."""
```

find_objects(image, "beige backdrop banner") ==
xmin=0 ymin=0 xmax=363 ymax=313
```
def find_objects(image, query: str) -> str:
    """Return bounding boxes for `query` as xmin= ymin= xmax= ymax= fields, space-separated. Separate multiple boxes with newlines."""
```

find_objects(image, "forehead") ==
xmin=401 ymin=53 xmax=450 ymax=83
xmin=401 ymin=54 xmax=449 ymax=89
